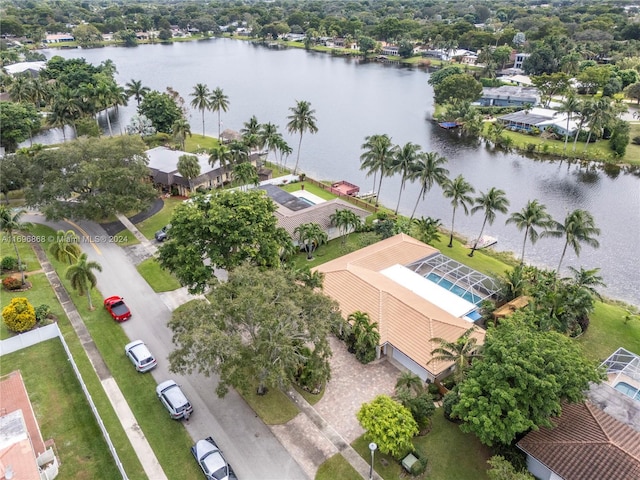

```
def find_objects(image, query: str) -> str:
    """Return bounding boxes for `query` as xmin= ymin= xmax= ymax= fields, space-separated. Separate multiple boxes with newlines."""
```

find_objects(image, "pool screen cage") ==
xmin=601 ymin=348 xmax=640 ymax=392
xmin=406 ymin=253 xmax=501 ymax=304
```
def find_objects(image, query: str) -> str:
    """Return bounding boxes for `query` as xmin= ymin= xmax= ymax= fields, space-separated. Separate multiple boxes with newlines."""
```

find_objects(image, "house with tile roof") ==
xmin=314 ymin=234 xmax=488 ymax=382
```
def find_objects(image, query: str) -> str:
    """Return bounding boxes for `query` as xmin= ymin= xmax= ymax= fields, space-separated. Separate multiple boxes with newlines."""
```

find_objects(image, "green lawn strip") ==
xmin=0 ymin=339 xmax=140 ymax=480
xmin=577 ymin=301 xmax=640 ymax=363
xmin=1 ymin=231 xmax=39 ymax=271
xmin=293 ymin=384 xmax=325 ymax=406
xmin=352 ymin=409 xmax=491 ymax=480
xmin=263 ymin=161 xmax=291 ymax=178
xmin=137 ymin=257 xmax=182 ymax=292
xmin=315 ymin=453 xmax=362 ymax=480
xmin=280 ymin=181 xmax=339 ymax=201
xmin=239 ymin=384 xmax=300 ymax=425
xmin=30 ymin=224 xmax=201 ymax=479
xmin=135 ymin=197 xmax=184 ymax=240
xmin=429 ymin=235 xmax=516 ymax=278
xmin=184 ymin=133 xmax=219 ymax=152
xmin=291 ymin=234 xmax=372 ymax=270
xmin=112 ymin=228 xmax=139 ymax=247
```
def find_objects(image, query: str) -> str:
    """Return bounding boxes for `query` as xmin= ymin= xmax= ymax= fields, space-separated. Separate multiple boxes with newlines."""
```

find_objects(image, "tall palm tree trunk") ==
xmin=557 ymin=241 xmax=569 ymax=273
xmin=520 ymin=226 xmax=530 ymax=264
xmin=448 ymin=208 xmax=457 ymax=248
xmin=410 ymin=186 xmax=426 ymax=220
xmin=395 ymin=179 xmax=406 ymax=215
xmin=86 ymin=279 xmax=94 ymax=310
xmin=376 ymin=172 xmax=385 ymax=206
xmin=469 ymin=217 xmax=488 ymax=257
xmin=11 ymin=238 xmax=26 ymax=285
xmin=563 ymin=115 xmax=571 ymax=153
xmin=293 ymin=134 xmax=303 ymax=174
xmin=105 ymin=107 xmax=113 ymax=136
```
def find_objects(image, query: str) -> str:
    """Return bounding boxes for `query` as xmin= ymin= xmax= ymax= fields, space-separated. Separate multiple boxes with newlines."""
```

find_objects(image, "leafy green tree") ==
xmin=0 ymin=152 xmax=27 ymax=203
xmin=410 ymin=151 xmax=449 ymax=220
xmin=287 ymin=100 xmax=318 ymax=174
xmin=65 ymin=253 xmax=102 ymax=310
xmin=433 ymin=73 xmax=483 ymax=104
xmin=359 ymin=134 xmax=396 ymax=202
xmin=506 ymin=200 xmax=553 ymax=264
xmin=190 ymin=83 xmax=211 ymax=137
xmin=125 ymin=79 xmax=150 ymax=106
xmin=452 ymin=312 xmax=603 ymax=446
xmin=394 ymin=372 xmax=436 ymax=431
xmin=233 ymin=162 xmax=259 ymax=191
xmin=0 ymin=206 xmax=32 ymax=285
xmin=210 ymin=87 xmax=230 ymax=140
xmin=398 ymin=40 xmax=415 ymax=58
xmin=49 ymin=230 xmax=82 ymax=265
xmin=469 ymin=187 xmax=510 ymax=257
xmin=73 ymin=24 xmax=102 ymax=47
xmin=329 ymin=209 xmax=361 ymax=245
xmin=357 ymin=395 xmax=418 ymax=459
xmin=2 ymin=297 xmax=36 ymax=333
xmin=138 ymin=90 xmax=183 ymax=133
xmin=487 ymin=456 xmax=535 ymax=480
xmin=167 ymin=265 xmax=339 ymax=396
xmin=624 ymin=82 xmax=640 ymax=104
xmin=177 ymin=154 xmax=201 ymax=194
xmin=427 ymin=65 xmax=464 ymax=87
xmin=0 ymin=101 xmax=41 ymax=152
xmin=158 ymin=190 xmax=292 ymax=293
xmin=442 ymin=175 xmax=475 ymax=248
xmin=530 ymin=73 xmax=572 ymax=107
xmin=294 ymin=222 xmax=328 ymax=260
xmin=545 ymin=209 xmax=600 ymax=273
xmin=23 ymin=136 xmax=156 ymax=221
xmin=428 ymin=327 xmax=482 ymax=383
xmin=609 ymin=119 xmax=630 ymax=157
xmin=358 ymin=36 xmax=377 ymax=56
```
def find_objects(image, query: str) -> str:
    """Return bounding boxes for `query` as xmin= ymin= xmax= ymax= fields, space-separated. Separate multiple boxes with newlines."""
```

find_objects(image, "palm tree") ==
xmin=0 ymin=206 xmax=32 ymax=286
xmin=583 ymin=97 xmax=615 ymax=152
xmin=294 ymin=222 xmax=328 ymax=260
xmin=125 ymin=79 xmax=150 ymax=106
xmin=506 ymin=200 xmax=553 ymax=264
xmin=260 ymin=122 xmax=282 ymax=165
xmin=558 ymin=93 xmax=580 ymax=153
xmin=469 ymin=187 xmax=510 ymax=257
xmin=359 ymin=134 xmax=395 ymax=203
xmin=209 ymin=144 xmax=234 ymax=184
xmin=277 ymin=138 xmax=293 ymax=169
xmin=209 ymin=87 xmax=230 ymax=140
xmin=329 ymin=209 xmax=361 ymax=245
xmin=412 ymin=217 xmax=442 ymax=245
xmin=8 ymin=75 xmax=33 ymax=103
xmin=410 ymin=151 xmax=449 ymax=220
xmin=390 ymin=142 xmax=422 ymax=215
xmin=233 ymin=162 xmax=258 ymax=191
xmin=177 ymin=154 xmax=201 ymax=193
xmin=49 ymin=230 xmax=82 ymax=265
xmin=241 ymin=115 xmax=261 ymax=137
xmin=566 ymin=266 xmax=606 ymax=301
xmin=228 ymin=139 xmax=249 ymax=165
xmin=573 ymin=99 xmax=593 ymax=153
xmin=65 ymin=253 xmax=102 ymax=310
xmin=172 ymin=118 xmax=192 ymax=149
xmin=348 ymin=311 xmax=380 ymax=364
xmin=442 ymin=175 xmax=475 ymax=248
xmin=49 ymin=86 xmax=82 ymax=141
xmin=287 ymin=100 xmax=318 ymax=174
xmin=545 ymin=209 xmax=600 ymax=273
xmin=190 ymin=83 xmax=211 ymax=137
xmin=427 ymin=328 xmax=481 ymax=383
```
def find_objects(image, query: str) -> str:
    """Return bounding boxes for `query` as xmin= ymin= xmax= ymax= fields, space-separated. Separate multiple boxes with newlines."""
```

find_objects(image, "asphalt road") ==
xmin=28 ymin=214 xmax=307 ymax=480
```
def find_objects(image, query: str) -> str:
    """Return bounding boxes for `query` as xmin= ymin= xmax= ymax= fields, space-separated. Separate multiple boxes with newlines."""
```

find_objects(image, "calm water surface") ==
xmin=37 ymin=39 xmax=640 ymax=306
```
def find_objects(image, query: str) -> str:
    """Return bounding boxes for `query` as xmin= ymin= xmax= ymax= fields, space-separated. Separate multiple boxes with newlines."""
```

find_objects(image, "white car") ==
xmin=191 ymin=437 xmax=238 ymax=480
xmin=156 ymin=380 xmax=193 ymax=420
xmin=124 ymin=340 xmax=157 ymax=373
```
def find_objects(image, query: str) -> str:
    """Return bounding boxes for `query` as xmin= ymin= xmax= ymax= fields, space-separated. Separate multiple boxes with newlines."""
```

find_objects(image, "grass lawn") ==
xmin=184 ymin=133 xmax=219 ymax=153
xmin=136 ymin=257 xmax=182 ymax=292
xmin=352 ymin=409 xmax=491 ymax=480
xmin=135 ymin=196 xmax=184 ymax=240
xmin=293 ymin=384 xmax=325 ymax=406
xmin=112 ymin=227 xmax=139 ymax=247
xmin=280 ymin=181 xmax=339 ymax=201
xmin=315 ymin=454 xmax=362 ymax=480
xmin=290 ymin=232 xmax=380 ymax=270
xmin=240 ymin=384 xmax=300 ymax=425
xmin=0 ymin=339 xmax=140 ymax=480
xmin=20 ymin=225 xmax=202 ymax=480
xmin=263 ymin=161 xmax=292 ymax=178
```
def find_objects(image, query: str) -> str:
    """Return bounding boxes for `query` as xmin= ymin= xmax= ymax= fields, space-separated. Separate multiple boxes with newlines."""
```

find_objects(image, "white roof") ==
xmin=380 ymin=264 xmax=477 ymax=319
xmin=3 ymin=61 xmax=46 ymax=75
xmin=146 ymin=146 xmax=214 ymax=177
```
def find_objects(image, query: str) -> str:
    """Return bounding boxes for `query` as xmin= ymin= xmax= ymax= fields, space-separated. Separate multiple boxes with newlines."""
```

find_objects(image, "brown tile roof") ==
xmin=518 ymin=401 xmax=640 ymax=480
xmin=315 ymin=234 xmax=484 ymax=376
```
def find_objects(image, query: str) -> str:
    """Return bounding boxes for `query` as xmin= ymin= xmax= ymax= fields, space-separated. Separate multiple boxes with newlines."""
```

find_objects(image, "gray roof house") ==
xmin=497 ymin=107 xmax=579 ymax=136
xmin=478 ymin=86 xmax=540 ymax=107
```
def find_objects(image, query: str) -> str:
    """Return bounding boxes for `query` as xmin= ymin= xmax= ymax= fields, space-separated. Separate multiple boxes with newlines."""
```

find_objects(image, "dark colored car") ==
xmin=154 ymin=224 xmax=171 ymax=242
xmin=103 ymin=296 xmax=131 ymax=322
xmin=192 ymin=437 xmax=238 ymax=480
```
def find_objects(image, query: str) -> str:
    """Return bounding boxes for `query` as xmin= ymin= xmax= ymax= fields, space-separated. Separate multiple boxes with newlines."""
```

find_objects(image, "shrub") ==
xmin=35 ymin=304 xmax=51 ymax=323
xmin=2 ymin=297 xmax=36 ymax=332
xmin=442 ymin=389 xmax=461 ymax=422
xmin=1 ymin=256 xmax=18 ymax=271
xmin=2 ymin=276 xmax=22 ymax=290
xmin=408 ymin=450 xmax=428 ymax=476
xmin=632 ymin=136 xmax=640 ymax=145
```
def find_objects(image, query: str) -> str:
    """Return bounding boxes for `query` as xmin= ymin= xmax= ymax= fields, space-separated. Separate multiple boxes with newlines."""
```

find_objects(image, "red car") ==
xmin=103 ymin=296 xmax=132 ymax=322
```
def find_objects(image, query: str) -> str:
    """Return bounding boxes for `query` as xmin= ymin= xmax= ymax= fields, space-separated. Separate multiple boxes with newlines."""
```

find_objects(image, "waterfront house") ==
xmin=44 ymin=33 xmax=74 ymax=43
xmin=478 ymin=86 xmax=540 ymax=107
xmin=497 ymin=107 xmax=578 ymax=136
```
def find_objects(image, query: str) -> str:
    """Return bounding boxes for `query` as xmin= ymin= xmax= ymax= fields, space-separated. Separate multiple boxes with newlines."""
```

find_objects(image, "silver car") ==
xmin=192 ymin=437 xmax=237 ymax=480
xmin=125 ymin=340 xmax=157 ymax=373
xmin=156 ymin=380 xmax=193 ymax=420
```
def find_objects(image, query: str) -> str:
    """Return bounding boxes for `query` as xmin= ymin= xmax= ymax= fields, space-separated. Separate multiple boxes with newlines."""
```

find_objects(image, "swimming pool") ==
xmin=425 ymin=272 xmax=482 ymax=305
xmin=614 ymin=381 xmax=640 ymax=401
xmin=298 ymin=197 xmax=315 ymax=207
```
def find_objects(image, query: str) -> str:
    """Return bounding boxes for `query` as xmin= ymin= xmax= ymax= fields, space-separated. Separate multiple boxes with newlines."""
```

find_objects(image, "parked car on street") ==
xmin=103 ymin=296 xmax=131 ymax=322
xmin=124 ymin=340 xmax=157 ymax=373
xmin=156 ymin=380 xmax=193 ymax=420
xmin=192 ymin=437 xmax=238 ymax=480
xmin=154 ymin=224 xmax=171 ymax=242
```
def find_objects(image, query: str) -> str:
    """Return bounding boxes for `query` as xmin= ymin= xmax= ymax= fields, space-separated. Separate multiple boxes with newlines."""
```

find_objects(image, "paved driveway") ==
xmin=28 ymin=214 xmax=307 ymax=480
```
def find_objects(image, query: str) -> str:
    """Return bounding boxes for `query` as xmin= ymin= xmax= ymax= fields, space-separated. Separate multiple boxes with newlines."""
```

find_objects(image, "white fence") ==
xmin=0 ymin=324 xmax=129 ymax=480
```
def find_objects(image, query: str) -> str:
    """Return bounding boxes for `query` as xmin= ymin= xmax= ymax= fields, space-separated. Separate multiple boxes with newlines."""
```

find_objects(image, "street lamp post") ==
xmin=368 ymin=442 xmax=377 ymax=480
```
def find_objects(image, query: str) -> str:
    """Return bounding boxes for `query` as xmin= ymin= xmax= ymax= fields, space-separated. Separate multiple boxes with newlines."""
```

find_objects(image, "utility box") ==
xmin=402 ymin=453 xmax=419 ymax=473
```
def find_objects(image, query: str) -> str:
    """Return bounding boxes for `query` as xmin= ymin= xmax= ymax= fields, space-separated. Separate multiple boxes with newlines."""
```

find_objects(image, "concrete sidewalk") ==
xmin=32 ymin=242 xmax=168 ymax=480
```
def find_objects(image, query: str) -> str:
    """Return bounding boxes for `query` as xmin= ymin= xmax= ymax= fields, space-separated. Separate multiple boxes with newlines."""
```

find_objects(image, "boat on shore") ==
xmin=465 ymin=235 xmax=498 ymax=250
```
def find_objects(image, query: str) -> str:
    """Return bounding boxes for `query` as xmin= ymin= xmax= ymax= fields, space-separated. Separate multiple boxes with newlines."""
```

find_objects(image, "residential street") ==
xmin=27 ymin=213 xmax=307 ymax=480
